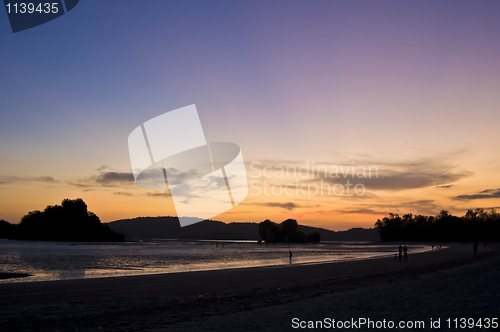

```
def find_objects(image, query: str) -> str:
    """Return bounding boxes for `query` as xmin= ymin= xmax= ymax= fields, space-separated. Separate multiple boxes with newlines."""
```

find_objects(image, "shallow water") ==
xmin=0 ymin=239 xmax=431 ymax=283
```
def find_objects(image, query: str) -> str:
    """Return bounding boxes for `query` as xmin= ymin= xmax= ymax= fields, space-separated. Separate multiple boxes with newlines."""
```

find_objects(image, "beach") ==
xmin=1 ymin=243 xmax=499 ymax=331
xmin=0 ymin=240 xmax=428 ymax=283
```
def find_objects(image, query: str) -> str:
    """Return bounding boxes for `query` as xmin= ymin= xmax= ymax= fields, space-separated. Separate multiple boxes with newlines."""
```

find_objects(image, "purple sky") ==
xmin=1 ymin=1 xmax=500 ymax=229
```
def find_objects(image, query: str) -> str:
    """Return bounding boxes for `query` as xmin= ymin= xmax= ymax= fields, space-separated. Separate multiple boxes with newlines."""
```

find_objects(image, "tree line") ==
xmin=375 ymin=209 xmax=500 ymax=242
xmin=259 ymin=218 xmax=321 ymax=242
xmin=0 ymin=198 xmax=124 ymax=242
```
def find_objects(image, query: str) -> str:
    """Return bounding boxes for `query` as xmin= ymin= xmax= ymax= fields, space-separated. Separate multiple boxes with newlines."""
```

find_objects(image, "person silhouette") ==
xmin=403 ymin=246 xmax=409 ymax=261
xmin=398 ymin=245 xmax=403 ymax=262
xmin=289 ymin=250 xmax=293 ymax=262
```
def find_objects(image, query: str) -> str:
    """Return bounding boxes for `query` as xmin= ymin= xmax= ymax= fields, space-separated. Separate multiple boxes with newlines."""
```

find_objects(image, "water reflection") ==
xmin=0 ymin=239 xmax=432 ymax=283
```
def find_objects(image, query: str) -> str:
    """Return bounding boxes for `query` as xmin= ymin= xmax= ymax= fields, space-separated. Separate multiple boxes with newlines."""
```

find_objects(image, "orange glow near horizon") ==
xmin=2 ymin=158 xmax=500 ymax=232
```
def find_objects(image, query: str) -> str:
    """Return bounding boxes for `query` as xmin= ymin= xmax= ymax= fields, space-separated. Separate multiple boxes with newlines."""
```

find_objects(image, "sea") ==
xmin=0 ymin=239 xmax=431 ymax=283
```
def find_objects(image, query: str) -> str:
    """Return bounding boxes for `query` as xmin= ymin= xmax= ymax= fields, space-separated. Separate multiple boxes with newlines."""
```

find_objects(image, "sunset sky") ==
xmin=1 ymin=1 xmax=500 ymax=230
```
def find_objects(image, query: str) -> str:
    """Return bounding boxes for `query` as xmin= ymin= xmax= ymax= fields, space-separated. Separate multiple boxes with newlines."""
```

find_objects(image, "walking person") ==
xmin=398 ymin=245 xmax=403 ymax=262
xmin=403 ymin=246 xmax=409 ymax=261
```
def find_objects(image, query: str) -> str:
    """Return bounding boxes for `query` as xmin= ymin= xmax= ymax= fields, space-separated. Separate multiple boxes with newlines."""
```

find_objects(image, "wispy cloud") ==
xmin=248 ymin=153 xmax=472 ymax=191
xmin=146 ymin=192 xmax=171 ymax=198
xmin=339 ymin=170 xmax=470 ymax=191
xmin=93 ymin=172 xmax=135 ymax=185
xmin=69 ymin=166 xmax=135 ymax=189
xmin=335 ymin=208 xmax=389 ymax=215
xmin=289 ymin=200 xmax=438 ymax=218
xmin=261 ymin=202 xmax=298 ymax=210
xmin=0 ymin=175 xmax=57 ymax=185
xmin=455 ymin=188 xmax=500 ymax=200
xmin=114 ymin=191 xmax=134 ymax=196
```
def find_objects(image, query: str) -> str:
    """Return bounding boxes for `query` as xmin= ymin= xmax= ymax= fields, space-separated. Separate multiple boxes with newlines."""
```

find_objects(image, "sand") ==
xmin=0 ymin=243 xmax=499 ymax=331
xmin=0 ymin=273 xmax=31 ymax=280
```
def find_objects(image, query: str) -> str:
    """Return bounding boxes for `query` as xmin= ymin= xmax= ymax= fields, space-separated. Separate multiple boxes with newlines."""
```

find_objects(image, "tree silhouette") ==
xmin=289 ymin=231 xmax=306 ymax=242
xmin=258 ymin=219 xmax=321 ymax=243
xmin=0 ymin=220 xmax=14 ymax=239
xmin=306 ymin=231 xmax=321 ymax=242
xmin=258 ymin=219 xmax=285 ymax=242
xmin=375 ymin=209 xmax=500 ymax=242
xmin=281 ymin=219 xmax=298 ymax=240
xmin=9 ymin=198 xmax=125 ymax=242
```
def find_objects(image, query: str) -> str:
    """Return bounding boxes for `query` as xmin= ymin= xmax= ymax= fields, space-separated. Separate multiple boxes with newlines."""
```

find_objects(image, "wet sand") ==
xmin=0 ymin=243 xmax=499 ymax=331
xmin=0 ymin=273 xmax=31 ymax=280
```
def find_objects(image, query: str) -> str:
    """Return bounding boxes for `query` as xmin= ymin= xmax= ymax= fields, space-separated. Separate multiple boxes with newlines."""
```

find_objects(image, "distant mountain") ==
xmin=295 ymin=225 xmax=380 ymax=242
xmin=107 ymin=217 xmax=380 ymax=242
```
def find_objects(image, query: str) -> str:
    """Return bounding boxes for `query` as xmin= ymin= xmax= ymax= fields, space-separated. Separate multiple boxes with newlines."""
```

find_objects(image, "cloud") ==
xmin=67 ymin=181 xmax=94 ymax=189
xmin=93 ymin=172 xmax=135 ymax=185
xmin=436 ymin=184 xmax=453 ymax=188
xmin=321 ymin=199 xmax=439 ymax=218
xmin=248 ymin=153 xmax=473 ymax=191
xmin=336 ymin=208 xmax=389 ymax=215
xmin=0 ymin=175 xmax=57 ymax=185
xmin=35 ymin=176 xmax=56 ymax=182
xmin=164 ymin=168 xmax=202 ymax=185
xmin=345 ymin=170 xmax=470 ymax=191
xmin=267 ymin=169 xmax=469 ymax=192
xmin=480 ymin=188 xmax=500 ymax=194
xmin=69 ymin=166 xmax=136 ymax=189
xmin=455 ymin=188 xmax=500 ymax=200
xmin=263 ymin=202 xmax=298 ymax=210
xmin=114 ymin=191 xmax=134 ymax=196
xmin=242 ymin=201 xmax=300 ymax=211
xmin=97 ymin=165 xmax=112 ymax=172
xmin=396 ymin=199 xmax=438 ymax=212
xmin=146 ymin=192 xmax=171 ymax=198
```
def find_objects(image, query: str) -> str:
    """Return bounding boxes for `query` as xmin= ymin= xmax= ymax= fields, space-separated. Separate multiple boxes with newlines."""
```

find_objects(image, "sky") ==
xmin=1 ymin=0 xmax=500 ymax=230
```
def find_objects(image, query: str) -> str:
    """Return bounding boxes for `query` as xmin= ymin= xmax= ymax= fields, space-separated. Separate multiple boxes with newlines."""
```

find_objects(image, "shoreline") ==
xmin=0 ymin=272 xmax=31 ymax=280
xmin=0 ymin=241 xmax=434 ymax=283
xmin=1 ymin=243 xmax=498 ymax=331
xmin=0 ymin=242 xmax=490 ymax=292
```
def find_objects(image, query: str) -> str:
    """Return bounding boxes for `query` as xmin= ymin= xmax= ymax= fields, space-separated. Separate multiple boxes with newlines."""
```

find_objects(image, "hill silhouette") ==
xmin=107 ymin=217 xmax=379 ymax=242
xmin=0 ymin=199 xmax=124 ymax=242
